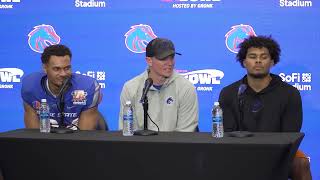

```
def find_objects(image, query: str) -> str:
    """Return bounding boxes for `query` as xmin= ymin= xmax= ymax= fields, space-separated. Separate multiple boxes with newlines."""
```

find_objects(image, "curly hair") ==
xmin=41 ymin=44 xmax=72 ymax=64
xmin=236 ymin=35 xmax=281 ymax=67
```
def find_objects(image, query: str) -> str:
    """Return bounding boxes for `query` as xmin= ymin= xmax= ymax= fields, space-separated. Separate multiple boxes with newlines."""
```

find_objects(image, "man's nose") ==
xmin=255 ymin=57 xmax=262 ymax=63
xmin=60 ymin=69 xmax=69 ymax=77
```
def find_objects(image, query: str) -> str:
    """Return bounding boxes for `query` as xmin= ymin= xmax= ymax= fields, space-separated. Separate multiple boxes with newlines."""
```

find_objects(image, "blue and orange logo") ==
xmin=32 ymin=101 xmax=41 ymax=110
xmin=125 ymin=24 xmax=157 ymax=53
xmin=28 ymin=24 xmax=61 ymax=53
xmin=225 ymin=24 xmax=256 ymax=53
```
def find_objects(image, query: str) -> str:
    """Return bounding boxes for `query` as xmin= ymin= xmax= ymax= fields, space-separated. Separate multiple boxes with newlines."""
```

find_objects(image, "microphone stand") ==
xmin=134 ymin=96 xmax=158 ymax=136
xmin=51 ymin=82 xmax=74 ymax=134
xmin=228 ymin=96 xmax=253 ymax=138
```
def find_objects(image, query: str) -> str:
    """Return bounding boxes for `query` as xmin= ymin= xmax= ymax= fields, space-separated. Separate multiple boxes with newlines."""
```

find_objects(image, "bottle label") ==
xmin=123 ymin=108 xmax=134 ymax=136
xmin=40 ymin=114 xmax=49 ymax=119
xmin=123 ymin=113 xmax=133 ymax=121
xmin=212 ymin=116 xmax=222 ymax=122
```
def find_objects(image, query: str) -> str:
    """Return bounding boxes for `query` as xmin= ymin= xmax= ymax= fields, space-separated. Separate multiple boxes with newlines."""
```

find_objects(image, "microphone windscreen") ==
xmin=58 ymin=76 xmax=71 ymax=96
xmin=238 ymin=84 xmax=247 ymax=96
xmin=145 ymin=78 xmax=153 ymax=86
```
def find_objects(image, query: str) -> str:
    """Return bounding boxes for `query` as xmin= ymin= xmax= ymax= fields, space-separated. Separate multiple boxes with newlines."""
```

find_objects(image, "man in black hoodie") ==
xmin=219 ymin=36 xmax=311 ymax=180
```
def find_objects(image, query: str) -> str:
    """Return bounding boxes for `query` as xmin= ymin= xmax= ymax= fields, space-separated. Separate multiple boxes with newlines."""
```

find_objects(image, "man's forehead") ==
xmin=48 ymin=55 xmax=71 ymax=65
xmin=247 ymin=47 xmax=270 ymax=55
xmin=49 ymin=55 xmax=70 ymax=61
xmin=50 ymin=64 xmax=71 ymax=68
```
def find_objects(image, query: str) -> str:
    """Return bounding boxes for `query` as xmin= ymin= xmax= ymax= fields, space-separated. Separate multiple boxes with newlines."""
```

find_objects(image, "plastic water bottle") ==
xmin=212 ymin=101 xmax=224 ymax=138
xmin=123 ymin=101 xmax=134 ymax=136
xmin=40 ymin=99 xmax=51 ymax=133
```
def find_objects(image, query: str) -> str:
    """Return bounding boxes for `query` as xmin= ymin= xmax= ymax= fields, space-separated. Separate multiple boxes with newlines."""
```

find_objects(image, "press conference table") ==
xmin=0 ymin=129 xmax=303 ymax=180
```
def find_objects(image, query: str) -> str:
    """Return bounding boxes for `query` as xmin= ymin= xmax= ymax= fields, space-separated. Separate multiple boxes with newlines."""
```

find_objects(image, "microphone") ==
xmin=57 ymin=77 xmax=71 ymax=125
xmin=228 ymin=84 xmax=252 ymax=138
xmin=140 ymin=78 xmax=153 ymax=103
xmin=51 ymin=76 xmax=74 ymax=134
xmin=237 ymin=84 xmax=247 ymax=131
xmin=58 ymin=77 xmax=71 ymax=98
xmin=238 ymin=84 xmax=247 ymax=98
xmin=134 ymin=78 xmax=158 ymax=136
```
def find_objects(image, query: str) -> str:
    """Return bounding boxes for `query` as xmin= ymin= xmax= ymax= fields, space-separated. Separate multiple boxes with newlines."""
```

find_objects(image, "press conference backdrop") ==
xmin=0 ymin=0 xmax=319 ymax=178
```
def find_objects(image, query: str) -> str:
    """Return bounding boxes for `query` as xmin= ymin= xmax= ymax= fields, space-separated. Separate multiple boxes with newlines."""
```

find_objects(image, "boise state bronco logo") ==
xmin=166 ymin=96 xmax=174 ymax=105
xmin=28 ymin=24 xmax=61 ymax=53
xmin=125 ymin=24 xmax=157 ymax=53
xmin=225 ymin=24 xmax=257 ymax=53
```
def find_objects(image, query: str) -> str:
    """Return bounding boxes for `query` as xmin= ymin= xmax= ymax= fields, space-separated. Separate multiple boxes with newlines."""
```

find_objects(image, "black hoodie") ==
xmin=219 ymin=73 xmax=302 ymax=132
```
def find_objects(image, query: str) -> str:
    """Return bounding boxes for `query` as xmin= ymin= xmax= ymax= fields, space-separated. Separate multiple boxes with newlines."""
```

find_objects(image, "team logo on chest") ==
xmin=166 ymin=96 xmax=175 ymax=105
xmin=71 ymin=90 xmax=88 ymax=105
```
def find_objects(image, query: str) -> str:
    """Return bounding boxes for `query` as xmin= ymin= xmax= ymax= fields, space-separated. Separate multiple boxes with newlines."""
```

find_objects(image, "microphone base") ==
xmin=51 ymin=127 xmax=74 ymax=134
xmin=228 ymin=131 xmax=253 ymax=138
xmin=134 ymin=129 xmax=158 ymax=136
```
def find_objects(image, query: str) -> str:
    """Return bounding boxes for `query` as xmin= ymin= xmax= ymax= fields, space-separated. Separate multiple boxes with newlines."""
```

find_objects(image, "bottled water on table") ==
xmin=212 ymin=101 xmax=224 ymax=138
xmin=40 ymin=99 xmax=50 ymax=133
xmin=123 ymin=101 xmax=134 ymax=136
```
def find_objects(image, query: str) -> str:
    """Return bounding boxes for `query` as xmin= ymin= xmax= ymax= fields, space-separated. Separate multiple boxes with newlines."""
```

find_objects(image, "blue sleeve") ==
xmin=21 ymin=76 xmax=36 ymax=108
xmin=82 ymin=79 xmax=101 ymax=111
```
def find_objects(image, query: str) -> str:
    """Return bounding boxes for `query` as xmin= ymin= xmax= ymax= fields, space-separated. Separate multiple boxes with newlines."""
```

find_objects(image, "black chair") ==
xmin=195 ymin=125 xmax=199 ymax=132
xmin=0 ymin=168 xmax=4 ymax=180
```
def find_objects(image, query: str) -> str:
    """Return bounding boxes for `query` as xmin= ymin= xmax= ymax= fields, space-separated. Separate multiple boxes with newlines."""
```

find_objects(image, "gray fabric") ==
xmin=119 ymin=70 xmax=199 ymax=132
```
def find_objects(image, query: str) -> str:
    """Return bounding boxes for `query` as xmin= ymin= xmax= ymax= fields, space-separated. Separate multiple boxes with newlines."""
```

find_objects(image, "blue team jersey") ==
xmin=21 ymin=72 xmax=100 ymax=129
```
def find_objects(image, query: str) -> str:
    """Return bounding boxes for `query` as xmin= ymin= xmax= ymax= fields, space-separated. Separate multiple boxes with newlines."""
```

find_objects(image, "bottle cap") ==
xmin=41 ymin=99 xmax=47 ymax=103
xmin=214 ymin=101 xmax=219 ymax=106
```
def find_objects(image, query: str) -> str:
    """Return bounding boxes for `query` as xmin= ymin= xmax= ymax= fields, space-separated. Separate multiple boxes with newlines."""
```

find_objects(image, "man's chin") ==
xmin=53 ymin=81 xmax=64 ymax=89
xmin=248 ymin=72 xmax=269 ymax=79
xmin=56 ymin=81 xmax=64 ymax=86
xmin=163 ymin=73 xmax=173 ymax=78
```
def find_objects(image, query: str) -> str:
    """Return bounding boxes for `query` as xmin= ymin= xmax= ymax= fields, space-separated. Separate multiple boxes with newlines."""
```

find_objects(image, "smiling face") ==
xmin=146 ymin=55 xmax=175 ymax=85
xmin=243 ymin=47 xmax=274 ymax=79
xmin=43 ymin=55 xmax=72 ymax=93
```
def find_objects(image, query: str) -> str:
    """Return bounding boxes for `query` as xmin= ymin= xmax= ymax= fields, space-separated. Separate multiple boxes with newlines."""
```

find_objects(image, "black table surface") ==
xmin=0 ymin=129 xmax=304 ymax=180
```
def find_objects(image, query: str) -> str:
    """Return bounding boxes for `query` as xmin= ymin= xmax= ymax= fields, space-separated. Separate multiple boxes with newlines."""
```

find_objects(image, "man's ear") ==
xmin=271 ymin=59 xmax=274 ymax=67
xmin=42 ymin=64 xmax=47 ymax=74
xmin=242 ymin=60 xmax=247 ymax=68
xmin=146 ymin=57 xmax=152 ymax=67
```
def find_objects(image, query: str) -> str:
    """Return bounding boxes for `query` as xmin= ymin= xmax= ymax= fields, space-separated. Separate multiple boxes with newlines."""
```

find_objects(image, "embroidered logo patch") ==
xmin=32 ymin=100 xmax=41 ymax=109
xmin=71 ymin=90 xmax=87 ymax=105
xmin=166 ymin=96 xmax=174 ymax=105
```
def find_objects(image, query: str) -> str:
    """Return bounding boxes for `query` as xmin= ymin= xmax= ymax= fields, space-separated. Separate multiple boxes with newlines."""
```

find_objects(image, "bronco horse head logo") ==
xmin=225 ymin=24 xmax=256 ymax=53
xmin=28 ymin=24 xmax=61 ymax=53
xmin=125 ymin=24 xmax=157 ymax=53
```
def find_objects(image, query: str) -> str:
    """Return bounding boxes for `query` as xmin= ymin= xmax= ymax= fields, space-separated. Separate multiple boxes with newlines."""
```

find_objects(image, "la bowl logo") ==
xmin=125 ymin=24 xmax=157 ymax=53
xmin=28 ymin=24 xmax=61 ymax=53
xmin=225 ymin=24 xmax=256 ymax=53
xmin=0 ymin=68 xmax=24 ymax=83
xmin=180 ymin=69 xmax=224 ymax=91
xmin=0 ymin=68 xmax=24 ymax=89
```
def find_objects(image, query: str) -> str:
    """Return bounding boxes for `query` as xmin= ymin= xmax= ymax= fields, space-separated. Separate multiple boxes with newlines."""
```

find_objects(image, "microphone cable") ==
xmin=147 ymin=113 xmax=160 ymax=133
